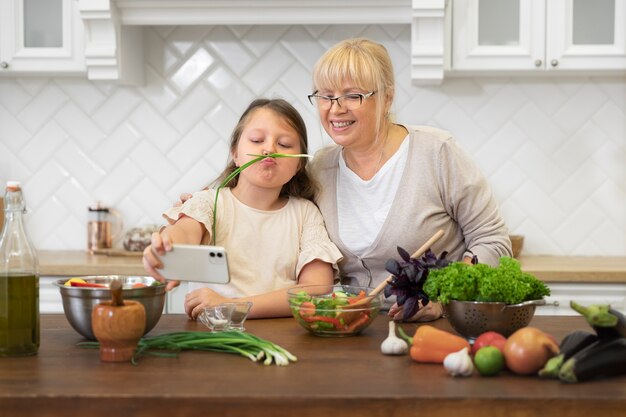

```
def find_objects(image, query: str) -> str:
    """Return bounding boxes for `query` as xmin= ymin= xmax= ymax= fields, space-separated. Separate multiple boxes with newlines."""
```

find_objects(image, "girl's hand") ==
xmin=174 ymin=192 xmax=193 ymax=208
xmin=142 ymin=231 xmax=180 ymax=291
xmin=185 ymin=287 xmax=232 ymax=320
xmin=388 ymin=301 xmax=443 ymax=322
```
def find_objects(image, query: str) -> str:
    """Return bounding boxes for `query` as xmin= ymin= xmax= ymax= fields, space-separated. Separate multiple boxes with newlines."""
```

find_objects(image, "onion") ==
xmin=503 ymin=327 xmax=559 ymax=375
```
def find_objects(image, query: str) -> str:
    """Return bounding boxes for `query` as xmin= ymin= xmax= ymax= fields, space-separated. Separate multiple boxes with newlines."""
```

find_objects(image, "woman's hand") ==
xmin=142 ymin=231 xmax=180 ymax=291
xmin=185 ymin=287 xmax=232 ymax=320
xmin=388 ymin=300 xmax=443 ymax=322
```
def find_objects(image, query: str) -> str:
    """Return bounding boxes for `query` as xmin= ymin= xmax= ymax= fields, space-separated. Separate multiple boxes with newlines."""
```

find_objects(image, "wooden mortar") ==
xmin=91 ymin=279 xmax=146 ymax=362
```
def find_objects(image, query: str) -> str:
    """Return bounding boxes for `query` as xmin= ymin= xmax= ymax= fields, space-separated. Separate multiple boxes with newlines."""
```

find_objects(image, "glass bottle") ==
xmin=0 ymin=181 xmax=39 ymax=357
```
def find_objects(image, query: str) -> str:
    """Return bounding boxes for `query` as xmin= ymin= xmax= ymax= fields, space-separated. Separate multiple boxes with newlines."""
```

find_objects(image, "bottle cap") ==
xmin=6 ymin=181 xmax=20 ymax=191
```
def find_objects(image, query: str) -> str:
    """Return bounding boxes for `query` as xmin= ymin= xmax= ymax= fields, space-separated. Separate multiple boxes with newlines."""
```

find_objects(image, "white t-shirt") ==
xmin=163 ymin=188 xmax=342 ymax=298
xmin=337 ymin=137 xmax=409 ymax=256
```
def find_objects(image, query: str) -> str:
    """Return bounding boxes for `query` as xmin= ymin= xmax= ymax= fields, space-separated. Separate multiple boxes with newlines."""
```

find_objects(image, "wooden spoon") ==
xmin=338 ymin=229 xmax=445 ymax=324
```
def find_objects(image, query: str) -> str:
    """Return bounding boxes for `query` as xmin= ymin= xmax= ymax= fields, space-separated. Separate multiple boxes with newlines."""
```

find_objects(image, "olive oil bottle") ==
xmin=0 ymin=181 xmax=39 ymax=357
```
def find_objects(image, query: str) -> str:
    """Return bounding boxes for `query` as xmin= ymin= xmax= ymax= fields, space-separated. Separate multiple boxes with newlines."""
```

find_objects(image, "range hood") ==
xmin=78 ymin=0 xmax=447 ymax=85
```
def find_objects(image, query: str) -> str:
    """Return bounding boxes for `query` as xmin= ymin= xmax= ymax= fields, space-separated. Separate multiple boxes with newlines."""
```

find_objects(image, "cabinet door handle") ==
xmin=550 ymin=59 xmax=559 ymax=67
xmin=534 ymin=59 xmax=542 ymax=67
xmin=0 ymin=61 xmax=8 ymax=69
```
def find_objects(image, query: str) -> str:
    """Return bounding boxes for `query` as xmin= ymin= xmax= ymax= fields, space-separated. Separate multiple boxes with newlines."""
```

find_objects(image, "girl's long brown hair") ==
xmin=211 ymin=98 xmax=317 ymax=201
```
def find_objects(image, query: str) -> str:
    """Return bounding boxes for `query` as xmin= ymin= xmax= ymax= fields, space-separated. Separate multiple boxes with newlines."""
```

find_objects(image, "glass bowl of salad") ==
xmin=287 ymin=284 xmax=383 ymax=337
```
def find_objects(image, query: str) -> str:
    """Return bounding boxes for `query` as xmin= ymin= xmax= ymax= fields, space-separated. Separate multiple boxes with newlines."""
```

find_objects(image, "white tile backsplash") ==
xmin=206 ymin=27 xmax=257 ymax=76
xmin=170 ymin=47 xmax=214 ymax=93
xmin=553 ymin=83 xmax=610 ymax=136
xmin=129 ymin=103 xmax=180 ymax=152
xmin=167 ymin=82 xmax=217 ymax=134
xmin=0 ymin=105 xmax=32 ymax=148
xmin=0 ymin=25 xmax=625 ymax=256
xmin=513 ymin=102 xmax=566 ymax=155
xmin=91 ymin=89 xmax=142 ymax=134
xmin=17 ymin=84 xmax=68 ymax=133
xmin=55 ymin=78 xmax=107 ymax=115
xmin=0 ymin=80 xmax=32 ymax=115
xmin=55 ymin=102 xmax=107 ymax=151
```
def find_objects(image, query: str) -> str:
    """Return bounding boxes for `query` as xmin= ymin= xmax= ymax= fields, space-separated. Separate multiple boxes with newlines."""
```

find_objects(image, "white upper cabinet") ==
xmin=548 ymin=0 xmax=626 ymax=70
xmin=451 ymin=0 xmax=626 ymax=72
xmin=0 ymin=0 xmax=85 ymax=75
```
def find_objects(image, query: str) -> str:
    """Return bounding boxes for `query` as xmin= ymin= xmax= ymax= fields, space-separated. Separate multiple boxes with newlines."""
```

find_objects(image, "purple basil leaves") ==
xmin=384 ymin=247 xmax=453 ymax=321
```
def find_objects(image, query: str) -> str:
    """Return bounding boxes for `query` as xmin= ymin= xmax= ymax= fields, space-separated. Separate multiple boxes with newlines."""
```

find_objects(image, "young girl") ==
xmin=143 ymin=98 xmax=342 ymax=319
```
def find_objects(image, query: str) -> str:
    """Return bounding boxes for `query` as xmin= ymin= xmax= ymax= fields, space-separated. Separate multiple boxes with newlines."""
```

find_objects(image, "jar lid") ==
xmin=88 ymin=201 xmax=110 ymax=212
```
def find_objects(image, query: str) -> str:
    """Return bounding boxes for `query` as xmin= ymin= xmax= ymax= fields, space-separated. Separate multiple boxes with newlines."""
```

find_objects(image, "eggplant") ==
xmin=570 ymin=301 xmax=626 ymax=339
xmin=558 ymin=337 xmax=626 ymax=383
xmin=539 ymin=330 xmax=598 ymax=378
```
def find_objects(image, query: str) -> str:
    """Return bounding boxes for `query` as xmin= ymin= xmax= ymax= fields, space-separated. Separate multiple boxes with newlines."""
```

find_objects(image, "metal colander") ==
xmin=443 ymin=299 xmax=546 ymax=340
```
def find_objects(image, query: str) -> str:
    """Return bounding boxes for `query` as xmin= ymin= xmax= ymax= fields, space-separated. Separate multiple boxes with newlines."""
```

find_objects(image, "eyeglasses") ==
xmin=307 ymin=91 xmax=376 ymax=110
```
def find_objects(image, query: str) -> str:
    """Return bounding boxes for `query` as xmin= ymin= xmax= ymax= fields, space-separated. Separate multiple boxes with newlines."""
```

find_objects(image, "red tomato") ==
xmin=299 ymin=301 xmax=316 ymax=317
xmin=132 ymin=283 xmax=148 ymax=288
xmin=471 ymin=331 xmax=507 ymax=356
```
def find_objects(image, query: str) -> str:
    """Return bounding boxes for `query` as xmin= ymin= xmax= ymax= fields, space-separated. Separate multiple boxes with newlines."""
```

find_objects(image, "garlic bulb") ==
xmin=381 ymin=321 xmax=408 ymax=355
xmin=443 ymin=347 xmax=474 ymax=377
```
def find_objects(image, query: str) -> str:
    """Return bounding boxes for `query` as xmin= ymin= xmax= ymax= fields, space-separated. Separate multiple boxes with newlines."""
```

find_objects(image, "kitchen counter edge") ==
xmin=37 ymin=251 xmax=626 ymax=283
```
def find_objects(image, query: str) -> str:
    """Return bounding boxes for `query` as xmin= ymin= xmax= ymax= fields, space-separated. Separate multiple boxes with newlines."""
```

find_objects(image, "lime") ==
xmin=474 ymin=346 xmax=505 ymax=376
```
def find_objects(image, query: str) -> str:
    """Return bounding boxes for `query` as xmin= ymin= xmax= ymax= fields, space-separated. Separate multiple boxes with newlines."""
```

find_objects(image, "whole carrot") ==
xmin=409 ymin=325 xmax=470 ymax=363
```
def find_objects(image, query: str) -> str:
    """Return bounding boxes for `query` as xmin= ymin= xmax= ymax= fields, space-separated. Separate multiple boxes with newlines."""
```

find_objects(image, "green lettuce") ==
xmin=423 ymin=257 xmax=550 ymax=304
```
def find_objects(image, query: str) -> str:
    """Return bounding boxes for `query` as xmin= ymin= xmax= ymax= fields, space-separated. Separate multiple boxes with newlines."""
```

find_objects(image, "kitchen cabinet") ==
xmin=0 ymin=0 xmax=85 ymax=75
xmin=167 ymin=283 xmax=626 ymax=316
xmin=539 ymin=283 xmax=626 ymax=316
xmin=40 ymin=276 xmax=64 ymax=314
xmin=75 ymin=0 xmax=442 ymax=85
xmin=451 ymin=0 xmax=626 ymax=72
xmin=43 ymin=276 xmax=626 ymax=316
xmin=166 ymin=282 xmax=190 ymax=314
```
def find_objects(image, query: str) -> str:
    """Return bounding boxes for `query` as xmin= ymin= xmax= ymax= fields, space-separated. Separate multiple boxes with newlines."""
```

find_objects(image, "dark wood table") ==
xmin=1 ymin=314 xmax=625 ymax=417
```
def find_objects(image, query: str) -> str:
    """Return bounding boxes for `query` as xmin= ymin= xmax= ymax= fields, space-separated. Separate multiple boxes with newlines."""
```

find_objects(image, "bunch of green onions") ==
xmin=211 ymin=153 xmax=312 ymax=244
xmin=79 ymin=331 xmax=297 ymax=366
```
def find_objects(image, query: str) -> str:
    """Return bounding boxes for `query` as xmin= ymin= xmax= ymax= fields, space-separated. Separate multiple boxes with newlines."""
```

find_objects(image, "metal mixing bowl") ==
xmin=54 ymin=275 xmax=166 ymax=340
xmin=443 ymin=299 xmax=545 ymax=340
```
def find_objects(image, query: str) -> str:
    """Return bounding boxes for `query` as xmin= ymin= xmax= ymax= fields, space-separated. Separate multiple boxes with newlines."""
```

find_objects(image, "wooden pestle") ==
xmin=110 ymin=279 xmax=124 ymax=306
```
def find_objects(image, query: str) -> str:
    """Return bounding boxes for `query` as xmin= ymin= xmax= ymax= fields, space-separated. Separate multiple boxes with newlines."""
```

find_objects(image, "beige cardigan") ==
xmin=309 ymin=125 xmax=512 ymax=289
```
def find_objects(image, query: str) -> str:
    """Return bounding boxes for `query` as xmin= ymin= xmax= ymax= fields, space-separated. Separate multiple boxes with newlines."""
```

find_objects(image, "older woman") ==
xmin=306 ymin=38 xmax=512 ymax=321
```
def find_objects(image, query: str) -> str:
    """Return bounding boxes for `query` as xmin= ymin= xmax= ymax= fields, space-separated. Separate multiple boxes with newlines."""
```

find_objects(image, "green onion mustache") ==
xmin=211 ymin=153 xmax=312 ymax=245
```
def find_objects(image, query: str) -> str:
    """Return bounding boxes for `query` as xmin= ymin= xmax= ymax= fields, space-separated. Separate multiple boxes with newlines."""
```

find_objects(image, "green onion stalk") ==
xmin=211 ymin=153 xmax=312 ymax=245
xmin=78 ymin=331 xmax=298 ymax=366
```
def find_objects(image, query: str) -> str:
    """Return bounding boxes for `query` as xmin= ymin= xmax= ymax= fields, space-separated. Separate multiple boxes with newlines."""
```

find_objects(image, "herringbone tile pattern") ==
xmin=0 ymin=25 xmax=624 ymax=255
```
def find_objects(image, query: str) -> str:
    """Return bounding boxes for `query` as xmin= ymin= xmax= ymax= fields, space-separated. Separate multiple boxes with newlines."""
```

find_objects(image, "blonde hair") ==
xmin=212 ymin=98 xmax=317 ymax=201
xmin=311 ymin=38 xmax=395 ymax=141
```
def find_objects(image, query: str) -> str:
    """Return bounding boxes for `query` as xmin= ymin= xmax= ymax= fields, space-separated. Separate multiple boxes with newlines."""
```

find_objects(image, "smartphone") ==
xmin=159 ymin=244 xmax=230 ymax=284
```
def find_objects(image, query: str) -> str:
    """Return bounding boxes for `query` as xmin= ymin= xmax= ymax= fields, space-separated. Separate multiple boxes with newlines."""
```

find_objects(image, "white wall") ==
xmin=0 ymin=24 xmax=625 ymax=255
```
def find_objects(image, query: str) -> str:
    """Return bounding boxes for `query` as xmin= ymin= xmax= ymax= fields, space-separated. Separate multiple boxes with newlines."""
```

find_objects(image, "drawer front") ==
xmin=41 ymin=276 xmax=64 ymax=313
xmin=537 ymin=283 xmax=626 ymax=316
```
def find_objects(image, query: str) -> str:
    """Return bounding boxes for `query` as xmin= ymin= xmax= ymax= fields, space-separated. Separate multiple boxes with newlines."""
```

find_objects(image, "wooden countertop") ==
xmin=517 ymin=255 xmax=626 ymax=283
xmin=1 ymin=314 xmax=625 ymax=417
xmin=38 ymin=250 xmax=146 ymax=276
xmin=38 ymin=251 xmax=626 ymax=283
